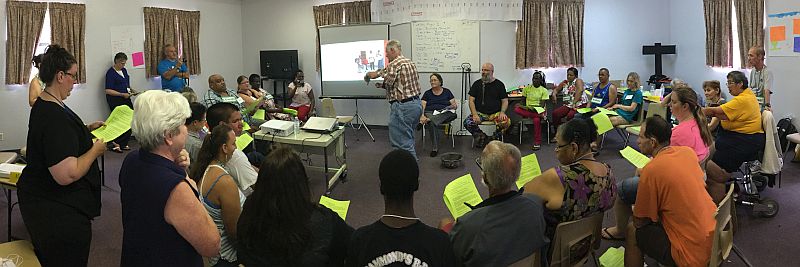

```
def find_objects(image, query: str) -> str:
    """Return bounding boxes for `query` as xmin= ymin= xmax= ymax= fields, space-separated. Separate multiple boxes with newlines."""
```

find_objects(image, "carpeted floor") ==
xmin=2 ymin=126 xmax=797 ymax=266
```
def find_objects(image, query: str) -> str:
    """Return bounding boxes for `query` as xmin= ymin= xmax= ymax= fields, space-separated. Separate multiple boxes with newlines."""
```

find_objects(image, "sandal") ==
xmin=532 ymin=144 xmax=541 ymax=151
xmin=601 ymin=227 xmax=625 ymax=241
xmin=121 ymin=145 xmax=131 ymax=151
xmin=111 ymin=147 xmax=123 ymax=153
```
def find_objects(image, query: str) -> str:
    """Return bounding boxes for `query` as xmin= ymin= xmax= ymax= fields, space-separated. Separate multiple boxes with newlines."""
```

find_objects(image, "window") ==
xmin=715 ymin=3 xmax=743 ymax=70
xmin=29 ymin=9 xmax=51 ymax=82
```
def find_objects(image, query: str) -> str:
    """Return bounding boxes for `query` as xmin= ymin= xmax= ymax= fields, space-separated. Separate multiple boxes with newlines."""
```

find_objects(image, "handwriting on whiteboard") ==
xmin=412 ymin=20 xmax=479 ymax=72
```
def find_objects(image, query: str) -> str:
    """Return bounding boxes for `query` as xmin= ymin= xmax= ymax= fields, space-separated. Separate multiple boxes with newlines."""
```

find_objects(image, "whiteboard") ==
xmin=412 ymin=20 xmax=480 ymax=72
xmin=110 ymin=25 xmax=145 ymax=69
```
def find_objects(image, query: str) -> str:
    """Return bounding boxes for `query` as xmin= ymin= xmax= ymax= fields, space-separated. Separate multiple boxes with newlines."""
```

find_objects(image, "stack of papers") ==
xmin=319 ymin=195 xmax=350 ymax=220
xmin=443 ymin=174 xmax=483 ymax=219
xmin=0 ymin=163 xmax=25 ymax=183
xmin=591 ymin=113 xmax=614 ymax=134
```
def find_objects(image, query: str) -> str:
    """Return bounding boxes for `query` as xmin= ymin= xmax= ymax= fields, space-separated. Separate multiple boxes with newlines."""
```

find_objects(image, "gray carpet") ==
xmin=2 ymin=126 xmax=797 ymax=266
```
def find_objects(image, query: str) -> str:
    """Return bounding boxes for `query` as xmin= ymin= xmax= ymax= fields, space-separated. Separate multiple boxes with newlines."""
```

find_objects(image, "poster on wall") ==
xmin=767 ymin=11 xmax=800 ymax=57
xmin=375 ymin=0 xmax=522 ymax=25
xmin=110 ymin=25 xmax=146 ymax=69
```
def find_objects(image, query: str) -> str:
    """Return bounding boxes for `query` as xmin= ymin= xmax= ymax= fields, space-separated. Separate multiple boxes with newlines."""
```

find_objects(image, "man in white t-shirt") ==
xmin=747 ymin=46 xmax=773 ymax=110
xmin=206 ymin=102 xmax=259 ymax=194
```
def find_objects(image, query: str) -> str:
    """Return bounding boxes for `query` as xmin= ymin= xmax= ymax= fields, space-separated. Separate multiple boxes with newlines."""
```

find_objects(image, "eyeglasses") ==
xmin=62 ymin=71 xmax=77 ymax=80
xmin=475 ymin=157 xmax=483 ymax=171
xmin=555 ymin=143 xmax=571 ymax=152
xmin=726 ymin=81 xmax=738 ymax=85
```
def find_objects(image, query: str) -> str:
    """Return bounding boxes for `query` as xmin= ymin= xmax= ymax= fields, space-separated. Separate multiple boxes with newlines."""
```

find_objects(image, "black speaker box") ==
xmin=259 ymin=50 xmax=298 ymax=80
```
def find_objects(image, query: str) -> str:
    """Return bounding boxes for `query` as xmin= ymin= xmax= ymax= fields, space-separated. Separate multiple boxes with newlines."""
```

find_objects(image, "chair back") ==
xmin=319 ymin=98 xmax=336 ymax=118
xmin=509 ymin=250 xmax=541 ymax=267
xmin=550 ymin=213 xmax=604 ymax=267
xmin=709 ymin=184 xmax=735 ymax=267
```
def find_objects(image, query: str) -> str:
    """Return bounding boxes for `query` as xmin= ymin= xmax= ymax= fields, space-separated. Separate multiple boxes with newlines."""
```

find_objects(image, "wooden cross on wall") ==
xmin=642 ymin=43 xmax=676 ymax=77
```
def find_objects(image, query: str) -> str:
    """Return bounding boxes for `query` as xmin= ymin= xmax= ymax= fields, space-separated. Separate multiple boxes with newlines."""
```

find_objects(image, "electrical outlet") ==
xmin=0 ymin=133 xmax=4 ymax=141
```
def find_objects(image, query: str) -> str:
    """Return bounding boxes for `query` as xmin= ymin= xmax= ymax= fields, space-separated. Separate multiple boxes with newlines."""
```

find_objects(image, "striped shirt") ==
xmin=200 ymin=165 xmax=247 ymax=265
xmin=379 ymin=55 xmax=421 ymax=102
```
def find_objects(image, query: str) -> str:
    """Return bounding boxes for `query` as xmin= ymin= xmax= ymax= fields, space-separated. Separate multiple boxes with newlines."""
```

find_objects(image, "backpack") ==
xmin=776 ymin=117 xmax=797 ymax=153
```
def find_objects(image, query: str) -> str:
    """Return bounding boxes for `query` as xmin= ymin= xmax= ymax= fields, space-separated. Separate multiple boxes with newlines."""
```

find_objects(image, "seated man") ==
xmin=206 ymin=102 xmax=260 ymax=194
xmin=448 ymin=141 xmax=548 ymax=266
xmin=346 ymin=149 xmax=455 ymax=266
xmin=464 ymin=63 xmax=510 ymax=147
xmin=625 ymin=116 xmax=716 ymax=267
xmin=203 ymin=74 xmax=259 ymax=128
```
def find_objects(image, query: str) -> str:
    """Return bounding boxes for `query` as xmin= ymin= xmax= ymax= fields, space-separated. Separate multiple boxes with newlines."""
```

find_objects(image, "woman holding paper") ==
xmin=237 ymin=146 xmax=353 ymax=266
xmin=18 ymin=45 xmax=107 ymax=266
xmin=608 ymin=72 xmax=643 ymax=126
xmin=105 ymin=52 xmax=134 ymax=152
xmin=514 ymin=71 xmax=550 ymax=150
xmin=420 ymin=73 xmax=457 ymax=157
xmin=522 ymin=119 xmax=615 ymax=241
xmin=187 ymin=124 xmax=246 ymax=266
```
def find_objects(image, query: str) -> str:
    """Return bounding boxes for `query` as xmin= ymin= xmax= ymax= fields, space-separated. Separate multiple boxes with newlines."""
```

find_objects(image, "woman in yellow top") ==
xmin=702 ymin=71 xmax=765 ymax=203
xmin=514 ymin=71 xmax=549 ymax=150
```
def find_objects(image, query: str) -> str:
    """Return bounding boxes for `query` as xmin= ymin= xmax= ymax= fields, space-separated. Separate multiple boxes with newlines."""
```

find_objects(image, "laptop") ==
xmin=302 ymin=117 xmax=339 ymax=133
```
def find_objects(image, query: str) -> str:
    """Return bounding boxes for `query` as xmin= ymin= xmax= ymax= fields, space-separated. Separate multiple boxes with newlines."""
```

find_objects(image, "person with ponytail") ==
xmin=17 ymin=45 xmax=107 ymax=266
xmin=668 ymin=86 xmax=714 ymax=161
xmin=522 ymin=119 xmax=616 ymax=241
xmin=188 ymin=124 xmax=246 ymax=266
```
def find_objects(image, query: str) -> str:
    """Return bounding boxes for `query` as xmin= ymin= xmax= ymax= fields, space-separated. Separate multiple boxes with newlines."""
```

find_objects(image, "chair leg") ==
xmin=518 ymin=121 xmax=523 ymax=145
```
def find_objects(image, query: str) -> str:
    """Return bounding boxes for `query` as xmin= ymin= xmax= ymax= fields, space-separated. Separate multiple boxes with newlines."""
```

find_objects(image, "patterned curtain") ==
xmin=178 ymin=10 xmax=202 ymax=75
xmin=734 ymin=0 xmax=764 ymax=68
xmin=515 ymin=0 xmax=552 ymax=69
xmin=344 ymin=1 xmax=372 ymax=24
xmin=49 ymin=2 xmax=87 ymax=83
xmin=703 ymin=0 xmax=733 ymax=67
xmin=4 ymin=1 xmax=47 ymax=85
xmin=143 ymin=7 xmax=179 ymax=77
xmin=314 ymin=3 xmax=344 ymax=71
xmin=551 ymin=0 xmax=584 ymax=67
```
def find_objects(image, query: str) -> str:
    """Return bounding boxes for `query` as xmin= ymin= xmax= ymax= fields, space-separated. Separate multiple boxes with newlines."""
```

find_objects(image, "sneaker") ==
xmin=532 ymin=144 xmax=541 ymax=151
xmin=430 ymin=150 xmax=438 ymax=157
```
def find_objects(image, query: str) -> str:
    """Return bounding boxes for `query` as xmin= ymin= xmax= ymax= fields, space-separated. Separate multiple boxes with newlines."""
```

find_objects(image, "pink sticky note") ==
xmin=132 ymin=52 xmax=145 ymax=66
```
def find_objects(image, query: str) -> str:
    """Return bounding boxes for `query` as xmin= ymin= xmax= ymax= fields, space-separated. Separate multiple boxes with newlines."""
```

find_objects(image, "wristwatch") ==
xmin=765 ymin=103 xmax=771 ymax=107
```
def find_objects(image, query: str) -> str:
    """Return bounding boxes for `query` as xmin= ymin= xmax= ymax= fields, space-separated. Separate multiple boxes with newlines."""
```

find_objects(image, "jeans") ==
xmin=423 ymin=111 xmax=457 ymax=150
xmin=617 ymin=176 xmax=639 ymax=205
xmin=389 ymin=99 xmax=423 ymax=160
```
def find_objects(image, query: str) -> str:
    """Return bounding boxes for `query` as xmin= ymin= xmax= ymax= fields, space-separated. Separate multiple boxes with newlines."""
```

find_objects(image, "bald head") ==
xmin=208 ymin=74 xmax=226 ymax=93
xmin=480 ymin=63 xmax=495 ymax=83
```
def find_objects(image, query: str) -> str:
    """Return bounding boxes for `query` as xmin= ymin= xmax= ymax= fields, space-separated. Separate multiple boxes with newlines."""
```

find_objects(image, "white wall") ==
xmin=670 ymin=0 xmax=798 ymax=126
xmin=0 ymin=0 xmax=243 ymax=150
xmin=241 ymin=0 xmax=671 ymax=126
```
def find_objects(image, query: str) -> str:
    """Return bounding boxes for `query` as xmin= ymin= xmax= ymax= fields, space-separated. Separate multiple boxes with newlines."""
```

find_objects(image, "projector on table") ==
xmin=260 ymin=119 xmax=294 ymax=137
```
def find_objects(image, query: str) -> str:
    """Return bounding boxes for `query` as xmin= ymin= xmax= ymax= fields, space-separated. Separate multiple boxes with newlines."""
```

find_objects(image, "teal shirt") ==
xmin=616 ymin=89 xmax=643 ymax=122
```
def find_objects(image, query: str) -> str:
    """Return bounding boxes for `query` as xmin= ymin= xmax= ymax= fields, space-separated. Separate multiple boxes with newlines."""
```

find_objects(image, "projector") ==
xmin=260 ymin=119 xmax=294 ymax=137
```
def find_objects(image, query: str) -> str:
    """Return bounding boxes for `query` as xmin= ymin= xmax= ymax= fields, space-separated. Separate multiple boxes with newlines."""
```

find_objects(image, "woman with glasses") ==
xmin=521 ymin=119 xmax=616 ymax=240
xmin=104 ymin=52 xmax=135 ymax=153
xmin=237 ymin=75 xmax=289 ymax=122
xmin=702 ymin=71 xmax=765 ymax=203
xmin=18 ymin=44 xmax=107 ymax=265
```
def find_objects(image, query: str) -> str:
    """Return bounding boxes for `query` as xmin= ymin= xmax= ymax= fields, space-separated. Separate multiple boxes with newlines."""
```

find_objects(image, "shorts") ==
xmin=636 ymin=222 xmax=677 ymax=266
xmin=617 ymin=176 xmax=639 ymax=205
xmin=712 ymin=129 xmax=765 ymax=173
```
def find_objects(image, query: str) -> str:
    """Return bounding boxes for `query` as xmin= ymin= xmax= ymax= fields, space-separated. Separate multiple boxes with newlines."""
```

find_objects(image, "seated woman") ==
xmin=601 ymin=87 xmax=714 ymax=240
xmin=236 ymin=75 xmax=288 ymax=122
xmin=237 ymin=146 xmax=354 ymax=266
xmin=523 ymin=119 xmax=616 ymax=240
xmin=703 ymin=71 xmax=765 ymax=203
xmin=188 ymin=124 xmax=246 ymax=266
xmin=514 ymin=71 xmax=550 ymax=151
xmin=27 ymin=54 xmax=45 ymax=107
xmin=608 ymin=72 xmax=643 ymax=127
xmin=703 ymin=80 xmax=727 ymax=133
xmin=420 ymin=73 xmax=457 ymax=157
xmin=287 ymin=69 xmax=315 ymax=122
xmin=551 ymin=67 xmax=588 ymax=140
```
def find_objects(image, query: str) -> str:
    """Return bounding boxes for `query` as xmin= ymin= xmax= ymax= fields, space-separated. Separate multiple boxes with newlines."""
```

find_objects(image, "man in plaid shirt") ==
xmin=366 ymin=40 xmax=423 ymax=160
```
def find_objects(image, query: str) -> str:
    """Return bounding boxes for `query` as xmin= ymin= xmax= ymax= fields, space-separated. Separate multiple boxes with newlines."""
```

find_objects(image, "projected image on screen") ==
xmin=321 ymin=40 xmax=386 ymax=82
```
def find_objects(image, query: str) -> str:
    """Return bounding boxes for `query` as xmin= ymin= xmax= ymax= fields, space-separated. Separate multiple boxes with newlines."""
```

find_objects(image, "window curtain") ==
xmin=515 ymin=0 xmax=552 ymax=69
xmin=703 ymin=0 xmax=733 ymax=67
xmin=177 ymin=10 xmax=201 ymax=75
xmin=734 ymin=0 xmax=764 ymax=68
xmin=4 ymin=1 xmax=47 ymax=85
xmin=144 ymin=7 xmax=179 ymax=77
xmin=313 ymin=3 xmax=344 ymax=71
xmin=344 ymin=1 xmax=371 ymax=24
xmin=551 ymin=0 xmax=584 ymax=67
xmin=49 ymin=3 xmax=87 ymax=83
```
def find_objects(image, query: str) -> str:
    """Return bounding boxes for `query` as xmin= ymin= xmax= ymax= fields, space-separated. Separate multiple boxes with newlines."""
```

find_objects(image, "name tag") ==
xmin=756 ymin=96 xmax=765 ymax=104
xmin=265 ymin=94 xmax=274 ymax=101
xmin=563 ymin=95 xmax=572 ymax=102
xmin=591 ymin=97 xmax=603 ymax=104
xmin=237 ymin=97 xmax=245 ymax=105
xmin=221 ymin=96 xmax=237 ymax=104
xmin=625 ymin=94 xmax=633 ymax=100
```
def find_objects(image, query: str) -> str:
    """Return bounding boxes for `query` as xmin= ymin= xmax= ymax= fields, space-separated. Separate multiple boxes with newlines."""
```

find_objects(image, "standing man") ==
xmin=747 ymin=46 xmax=773 ymax=110
xmin=158 ymin=44 xmax=189 ymax=92
xmin=464 ymin=63 xmax=510 ymax=147
xmin=366 ymin=40 xmax=423 ymax=160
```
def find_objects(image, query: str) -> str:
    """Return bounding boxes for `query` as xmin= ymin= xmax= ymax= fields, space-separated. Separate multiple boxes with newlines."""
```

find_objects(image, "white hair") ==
xmin=482 ymin=141 xmax=522 ymax=191
xmin=387 ymin=40 xmax=402 ymax=52
xmin=132 ymin=90 xmax=191 ymax=151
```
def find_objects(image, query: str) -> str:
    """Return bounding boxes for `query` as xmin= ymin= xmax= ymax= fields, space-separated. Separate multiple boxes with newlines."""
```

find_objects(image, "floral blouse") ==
xmin=548 ymin=162 xmax=616 ymax=223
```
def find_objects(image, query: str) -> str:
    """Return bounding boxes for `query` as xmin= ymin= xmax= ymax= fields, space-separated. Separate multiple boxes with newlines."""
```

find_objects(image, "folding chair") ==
xmin=549 ymin=213 xmax=604 ymax=267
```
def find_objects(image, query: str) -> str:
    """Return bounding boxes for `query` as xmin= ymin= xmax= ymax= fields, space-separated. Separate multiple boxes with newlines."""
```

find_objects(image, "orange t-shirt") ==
xmin=634 ymin=146 xmax=717 ymax=267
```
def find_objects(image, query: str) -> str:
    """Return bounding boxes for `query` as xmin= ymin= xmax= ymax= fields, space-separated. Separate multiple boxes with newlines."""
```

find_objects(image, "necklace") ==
xmin=381 ymin=214 xmax=419 ymax=221
xmin=43 ymin=89 xmax=66 ymax=108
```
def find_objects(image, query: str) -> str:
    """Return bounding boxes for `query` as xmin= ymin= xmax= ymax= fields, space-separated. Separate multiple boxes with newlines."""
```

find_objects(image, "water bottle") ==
xmin=293 ymin=117 xmax=300 ymax=138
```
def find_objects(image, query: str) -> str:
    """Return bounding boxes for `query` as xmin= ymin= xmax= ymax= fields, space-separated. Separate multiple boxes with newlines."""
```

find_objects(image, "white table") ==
xmin=253 ymin=127 xmax=347 ymax=193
